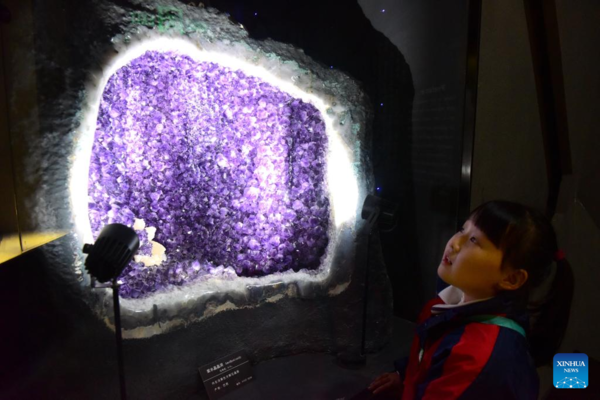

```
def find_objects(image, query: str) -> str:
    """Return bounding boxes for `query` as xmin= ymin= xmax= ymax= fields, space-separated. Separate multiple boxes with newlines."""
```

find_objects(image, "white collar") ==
xmin=431 ymin=285 xmax=494 ymax=314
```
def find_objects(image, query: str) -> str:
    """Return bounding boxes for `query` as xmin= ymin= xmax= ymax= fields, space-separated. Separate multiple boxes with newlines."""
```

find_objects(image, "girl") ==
xmin=368 ymin=200 xmax=574 ymax=399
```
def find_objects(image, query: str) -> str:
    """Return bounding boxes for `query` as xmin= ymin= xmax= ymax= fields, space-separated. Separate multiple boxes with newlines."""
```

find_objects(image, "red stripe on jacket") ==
xmin=420 ymin=323 xmax=500 ymax=399
xmin=400 ymin=296 xmax=445 ymax=399
xmin=401 ymin=297 xmax=506 ymax=399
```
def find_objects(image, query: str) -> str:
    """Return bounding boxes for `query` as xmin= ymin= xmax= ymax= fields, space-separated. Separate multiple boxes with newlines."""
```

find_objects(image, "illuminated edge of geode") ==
xmin=71 ymin=32 xmax=367 ymax=338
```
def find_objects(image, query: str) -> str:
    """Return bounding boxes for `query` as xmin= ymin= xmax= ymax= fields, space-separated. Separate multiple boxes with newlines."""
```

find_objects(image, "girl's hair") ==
xmin=469 ymin=200 xmax=574 ymax=368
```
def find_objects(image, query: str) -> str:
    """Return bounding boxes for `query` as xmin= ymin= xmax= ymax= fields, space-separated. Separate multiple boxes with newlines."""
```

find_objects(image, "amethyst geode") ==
xmin=88 ymin=50 xmax=330 ymax=298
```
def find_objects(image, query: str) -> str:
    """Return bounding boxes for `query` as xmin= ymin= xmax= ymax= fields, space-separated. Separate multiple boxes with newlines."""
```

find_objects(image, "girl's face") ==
xmin=437 ymin=219 xmax=508 ymax=302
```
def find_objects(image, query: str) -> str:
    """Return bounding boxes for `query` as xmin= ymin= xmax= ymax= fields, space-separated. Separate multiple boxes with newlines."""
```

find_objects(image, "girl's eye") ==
xmin=470 ymin=236 xmax=477 ymax=244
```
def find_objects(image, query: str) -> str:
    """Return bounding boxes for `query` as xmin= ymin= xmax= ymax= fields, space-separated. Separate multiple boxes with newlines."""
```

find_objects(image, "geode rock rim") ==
xmin=68 ymin=27 xmax=369 ymax=336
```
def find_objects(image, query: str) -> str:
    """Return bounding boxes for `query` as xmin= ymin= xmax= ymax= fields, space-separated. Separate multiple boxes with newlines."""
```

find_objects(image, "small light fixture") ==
xmin=83 ymin=223 xmax=140 ymax=400
xmin=361 ymin=194 xmax=399 ymax=232
xmin=83 ymin=224 xmax=140 ymax=283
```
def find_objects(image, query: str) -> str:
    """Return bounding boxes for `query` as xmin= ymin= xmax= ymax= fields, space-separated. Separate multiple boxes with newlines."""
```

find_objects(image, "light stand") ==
xmin=83 ymin=224 xmax=140 ymax=400
xmin=360 ymin=194 xmax=399 ymax=357
xmin=112 ymin=277 xmax=126 ymax=400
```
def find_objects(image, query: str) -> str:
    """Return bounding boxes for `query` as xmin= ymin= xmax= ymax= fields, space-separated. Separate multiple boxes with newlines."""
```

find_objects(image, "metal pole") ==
xmin=360 ymin=231 xmax=371 ymax=357
xmin=360 ymin=207 xmax=379 ymax=358
xmin=112 ymin=278 xmax=127 ymax=400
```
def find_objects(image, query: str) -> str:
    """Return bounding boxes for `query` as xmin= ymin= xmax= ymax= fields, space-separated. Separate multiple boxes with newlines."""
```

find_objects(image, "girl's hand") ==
xmin=368 ymin=371 xmax=403 ymax=396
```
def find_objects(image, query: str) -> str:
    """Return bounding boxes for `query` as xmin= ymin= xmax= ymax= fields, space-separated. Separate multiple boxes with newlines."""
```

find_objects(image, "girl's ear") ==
xmin=499 ymin=268 xmax=528 ymax=291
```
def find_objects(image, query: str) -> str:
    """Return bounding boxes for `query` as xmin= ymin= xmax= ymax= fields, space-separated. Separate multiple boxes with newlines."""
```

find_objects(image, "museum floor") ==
xmin=193 ymin=317 xmax=600 ymax=400
xmin=192 ymin=317 xmax=415 ymax=400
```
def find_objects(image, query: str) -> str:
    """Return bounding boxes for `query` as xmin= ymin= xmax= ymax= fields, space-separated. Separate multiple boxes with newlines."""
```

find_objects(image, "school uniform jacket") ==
xmin=395 ymin=285 xmax=539 ymax=400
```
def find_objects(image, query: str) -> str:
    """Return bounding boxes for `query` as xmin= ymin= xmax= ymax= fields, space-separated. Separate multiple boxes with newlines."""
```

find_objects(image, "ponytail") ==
xmin=527 ymin=257 xmax=574 ymax=368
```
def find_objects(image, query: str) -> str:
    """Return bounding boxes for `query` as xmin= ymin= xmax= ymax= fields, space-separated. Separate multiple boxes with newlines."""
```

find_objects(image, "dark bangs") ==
xmin=468 ymin=201 xmax=535 ymax=268
xmin=470 ymin=201 xmax=519 ymax=248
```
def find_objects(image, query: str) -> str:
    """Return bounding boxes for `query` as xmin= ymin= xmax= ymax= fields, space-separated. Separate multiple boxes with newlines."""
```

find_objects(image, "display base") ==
xmin=193 ymin=317 xmax=415 ymax=400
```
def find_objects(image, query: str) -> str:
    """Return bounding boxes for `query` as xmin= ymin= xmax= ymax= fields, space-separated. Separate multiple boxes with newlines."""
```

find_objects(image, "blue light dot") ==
xmin=382 ymin=9 xmax=386 ymax=13
xmin=377 ymin=187 xmax=381 ymax=191
xmin=330 ymin=66 xmax=333 ymax=69
xmin=380 ymin=103 xmax=384 ymax=107
xmin=254 ymin=12 xmax=258 ymax=16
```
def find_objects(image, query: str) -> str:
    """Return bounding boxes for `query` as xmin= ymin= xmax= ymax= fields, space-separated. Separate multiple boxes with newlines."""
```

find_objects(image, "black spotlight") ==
xmin=83 ymin=223 xmax=139 ymax=400
xmin=83 ymin=223 xmax=140 ymax=283
xmin=361 ymin=194 xmax=399 ymax=232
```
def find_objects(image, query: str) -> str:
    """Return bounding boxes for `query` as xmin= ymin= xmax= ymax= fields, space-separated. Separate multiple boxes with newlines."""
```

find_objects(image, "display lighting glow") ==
xmin=71 ymin=38 xmax=359 ymax=299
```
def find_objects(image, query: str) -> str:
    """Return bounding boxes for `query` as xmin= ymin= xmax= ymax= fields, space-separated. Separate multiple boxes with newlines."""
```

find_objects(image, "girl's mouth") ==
xmin=442 ymin=256 xmax=452 ymax=265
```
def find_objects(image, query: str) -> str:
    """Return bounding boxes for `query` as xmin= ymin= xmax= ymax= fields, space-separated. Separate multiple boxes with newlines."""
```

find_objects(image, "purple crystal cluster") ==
xmin=88 ymin=51 xmax=330 ymax=298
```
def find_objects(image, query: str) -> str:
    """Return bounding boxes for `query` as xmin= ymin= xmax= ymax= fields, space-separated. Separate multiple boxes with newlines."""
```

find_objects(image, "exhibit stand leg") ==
xmin=360 ymin=231 xmax=372 ymax=357
xmin=112 ymin=278 xmax=127 ymax=400
xmin=360 ymin=208 xmax=380 ymax=359
xmin=83 ymin=224 xmax=138 ymax=400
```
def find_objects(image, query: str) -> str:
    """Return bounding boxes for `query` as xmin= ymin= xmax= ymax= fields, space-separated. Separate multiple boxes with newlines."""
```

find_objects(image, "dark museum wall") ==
xmin=471 ymin=0 xmax=547 ymax=210
xmin=1 ymin=1 xmax=395 ymax=398
xmin=359 ymin=0 xmax=479 ymax=321
xmin=471 ymin=0 xmax=600 ymax=395
xmin=1 ymin=0 xmax=599 ymax=399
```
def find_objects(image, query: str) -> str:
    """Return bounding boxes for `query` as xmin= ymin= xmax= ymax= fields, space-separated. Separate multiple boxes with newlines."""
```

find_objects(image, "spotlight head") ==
xmin=82 ymin=224 xmax=140 ymax=283
xmin=361 ymin=194 xmax=399 ymax=231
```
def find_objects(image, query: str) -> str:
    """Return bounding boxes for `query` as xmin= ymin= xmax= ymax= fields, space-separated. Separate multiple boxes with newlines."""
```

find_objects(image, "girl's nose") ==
xmin=449 ymin=236 xmax=461 ymax=253
xmin=452 ymin=241 xmax=460 ymax=252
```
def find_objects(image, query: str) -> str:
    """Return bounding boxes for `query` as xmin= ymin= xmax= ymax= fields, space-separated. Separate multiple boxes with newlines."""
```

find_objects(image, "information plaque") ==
xmin=198 ymin=350 xmax=253 ymax=399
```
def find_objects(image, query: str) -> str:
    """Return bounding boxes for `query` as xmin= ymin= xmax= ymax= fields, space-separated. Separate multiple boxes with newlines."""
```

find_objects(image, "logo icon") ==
xmin=553 ymin=353 xmax=588 ymax=389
